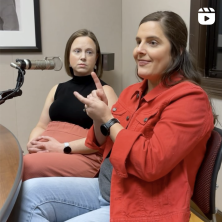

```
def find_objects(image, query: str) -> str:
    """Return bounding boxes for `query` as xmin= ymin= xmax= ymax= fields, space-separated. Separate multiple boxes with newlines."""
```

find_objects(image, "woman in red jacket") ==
xmin=9 ymin=11 xmax=214 ymax=222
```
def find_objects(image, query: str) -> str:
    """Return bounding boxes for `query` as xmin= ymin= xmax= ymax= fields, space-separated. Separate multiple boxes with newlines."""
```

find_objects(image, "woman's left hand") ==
xmin=27 ymin=136 xmax=63 ymax=153
xmin=90 ymin=72 xmax=108 ymax=106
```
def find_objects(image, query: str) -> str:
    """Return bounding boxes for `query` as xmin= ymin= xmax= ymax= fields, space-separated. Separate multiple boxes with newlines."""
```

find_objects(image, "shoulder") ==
xmin=50 ymin=79 xmax=72 ymax=100
xmin=172 ymin=81 xmax=203 ymax=91
xmin=55 ymin=79 xmax=73 ymax=92
xmin=100 ymin=79 xmax=118 ymax=101
xmin=164 ymin=81 xmax=214 ymax=137
xmin=167 ymin=81 xmax=208 ymax=100
xmin=48 ymin=84 xmax=58 ymax=97
xmin=50 ymin=84 xmax=59 ymax=94
xmin=162 ymin=81 xmax=212 ymax=124
xmin=58 ymin=79 xmax=73 ymax=86
xmin=102 ymin=85 xmax=114 ymax=93
xmin=103 ymin=84 xmax=118 ymax=97
xmin=98 ymin=78 xmax=108 ymax=86
xmin=44 ymin=84 xmax=59 ymax=102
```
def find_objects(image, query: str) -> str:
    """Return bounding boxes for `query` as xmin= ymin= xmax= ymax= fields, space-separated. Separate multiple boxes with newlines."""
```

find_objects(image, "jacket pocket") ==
xmin=134 ymin=109 xmax=158 ymax=136
xmin=135 ymin=109 xmax=158 ymax=125
xmin=111 ymin=102 xmax=131 ymax=128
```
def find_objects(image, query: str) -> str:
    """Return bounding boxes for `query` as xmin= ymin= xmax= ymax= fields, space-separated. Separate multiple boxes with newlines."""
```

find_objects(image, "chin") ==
xmin=137 ymin=73 xmax=150 ymax=79
xmin=76 ymin=70 xmax=90 ymax=74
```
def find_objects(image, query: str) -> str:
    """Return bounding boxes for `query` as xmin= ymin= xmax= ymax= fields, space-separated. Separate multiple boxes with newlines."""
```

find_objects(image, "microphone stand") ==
xmin=0 ymin=67 xmax=25 ymax=104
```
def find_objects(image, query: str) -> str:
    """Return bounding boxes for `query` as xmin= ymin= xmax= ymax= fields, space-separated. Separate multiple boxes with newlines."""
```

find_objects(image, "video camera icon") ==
xmin=198 ymin=8 xmax=215 ymax=25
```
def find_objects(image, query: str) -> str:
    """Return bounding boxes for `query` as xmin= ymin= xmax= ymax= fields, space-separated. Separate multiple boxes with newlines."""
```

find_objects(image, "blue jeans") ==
xmin=8 ymin=177 xmax=110 ymax=222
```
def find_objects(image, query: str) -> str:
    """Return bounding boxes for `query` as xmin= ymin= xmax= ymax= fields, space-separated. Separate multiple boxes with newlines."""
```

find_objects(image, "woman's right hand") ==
xmin=27 ymin=137 xmax=48 ymax=153
xmin=27 ymin=138 xmax=36 ymax=150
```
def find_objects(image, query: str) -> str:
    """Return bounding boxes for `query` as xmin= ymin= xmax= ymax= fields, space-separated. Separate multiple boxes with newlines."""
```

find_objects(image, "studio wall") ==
xmin=0 ymin=0 xmax=221 ymax=212
xmin=0 ymin=0 xmax=122 ymax=154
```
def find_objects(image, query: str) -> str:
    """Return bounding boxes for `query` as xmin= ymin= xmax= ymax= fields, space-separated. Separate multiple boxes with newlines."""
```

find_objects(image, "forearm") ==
xmin=28 ymin=126 xmax=46 ymax=142
xmin=109 ymin=122 xmax=124 ymax=142
xmin=92 ymin=114 xmax=124 ymax=146
xmin=69 ymin=138 xmax=98 ymax=154
xmin=93 ymin=120 xmax=107 ymax=145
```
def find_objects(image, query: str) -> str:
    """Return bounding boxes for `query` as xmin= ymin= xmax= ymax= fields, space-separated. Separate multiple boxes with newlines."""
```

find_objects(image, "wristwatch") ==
xmin=100 ymin=118 xmax=120 ymax=136
xmin=63 ymin=142 xmax=72 ymax=154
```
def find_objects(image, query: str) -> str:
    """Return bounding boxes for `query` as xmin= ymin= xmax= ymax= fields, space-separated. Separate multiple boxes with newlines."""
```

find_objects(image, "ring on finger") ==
xmin=83 ymin=105 xmax=88 ymax=112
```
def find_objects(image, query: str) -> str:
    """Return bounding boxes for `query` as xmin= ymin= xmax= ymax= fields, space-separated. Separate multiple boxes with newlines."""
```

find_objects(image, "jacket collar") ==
xmin=131 ymin=73 xmax=183 ymax=103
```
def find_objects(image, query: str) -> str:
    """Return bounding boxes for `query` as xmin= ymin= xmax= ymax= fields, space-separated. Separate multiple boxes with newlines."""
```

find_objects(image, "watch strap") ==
xmin=64 ymin=142 xmax=69 ymax=147
xmin=63 ymin=142 xmax=71 ymax=154
xmin=100 ymin=118 xmax=120 ymax=136
xmin=107 ymin=118 xmax=120 ymax=128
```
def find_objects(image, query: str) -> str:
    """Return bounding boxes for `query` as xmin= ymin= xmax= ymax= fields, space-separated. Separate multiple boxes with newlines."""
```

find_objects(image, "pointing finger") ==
xmin=74 ymin=91 xmax=91 ymax=106
xmin=91 ymin=72 xmax=103 ymax=90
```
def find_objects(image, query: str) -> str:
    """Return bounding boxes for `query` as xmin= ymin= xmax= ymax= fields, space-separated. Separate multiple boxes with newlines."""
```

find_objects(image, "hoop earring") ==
xmin=94 ymin=65 xmax=97 ymax=73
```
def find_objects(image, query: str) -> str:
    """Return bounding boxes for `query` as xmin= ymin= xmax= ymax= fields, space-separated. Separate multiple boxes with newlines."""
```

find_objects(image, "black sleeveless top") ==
xmin=49 ymin=75 xmax=107 ymax=129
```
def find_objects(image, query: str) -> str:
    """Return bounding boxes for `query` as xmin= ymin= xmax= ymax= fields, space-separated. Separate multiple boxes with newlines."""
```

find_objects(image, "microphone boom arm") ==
xmin=1 ymin=56 xmax=62 ymax=105
xmin=0 ymin=67 xmax=25 ymax=104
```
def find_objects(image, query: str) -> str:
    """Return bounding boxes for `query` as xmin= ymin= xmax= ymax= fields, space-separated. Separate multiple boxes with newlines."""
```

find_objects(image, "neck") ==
xmin=146 ymin=79 xmax=161 ymax=94
xmin=72 ymin=74 xmax=93 ymax=83
xmin=73 ymin=73 xmax=91 ymax=77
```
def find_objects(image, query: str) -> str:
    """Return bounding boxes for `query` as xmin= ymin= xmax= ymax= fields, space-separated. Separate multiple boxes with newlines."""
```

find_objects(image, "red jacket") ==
xmin=86 ymin=79 xmax=214 ymax=222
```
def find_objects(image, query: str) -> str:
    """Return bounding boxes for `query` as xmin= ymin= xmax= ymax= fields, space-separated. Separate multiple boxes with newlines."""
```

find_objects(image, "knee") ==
xmin=9 ymin=179 xmax=52 ymax=221
xmin=23 ymin=154 xmax=43 ymax=181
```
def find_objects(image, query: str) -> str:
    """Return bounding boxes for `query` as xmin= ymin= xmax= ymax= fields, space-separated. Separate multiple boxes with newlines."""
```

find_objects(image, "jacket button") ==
xmin=126 ymin=116 xmax=129 ymax=121
xmin=136 ymin=93 xmax=139 ymax=99
xmin=144 ymin=118 xmax=148 ymax=122
xmin=112 ymin=108 xmax=117 ymax=111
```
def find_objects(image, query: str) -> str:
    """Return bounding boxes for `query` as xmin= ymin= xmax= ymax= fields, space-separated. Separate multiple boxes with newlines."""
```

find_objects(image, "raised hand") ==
xmin=90 ymin=72 xmax=108 ymax=105
xmin=74 ymin=72 xmax=113 ymax=123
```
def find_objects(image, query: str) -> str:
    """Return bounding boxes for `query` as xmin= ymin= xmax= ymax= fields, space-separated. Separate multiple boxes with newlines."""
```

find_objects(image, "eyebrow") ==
xmin=85 ymin=47 xmax=94 ymax=50
xmin=72 ymin=47 xmax=95 ymax=51
xmin=135 ymin=36 xmax=162 ymax=41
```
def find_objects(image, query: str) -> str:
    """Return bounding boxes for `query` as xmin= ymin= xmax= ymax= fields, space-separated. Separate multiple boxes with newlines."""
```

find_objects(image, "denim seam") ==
xmin=27 ymin=199 xmax=97 ymax=221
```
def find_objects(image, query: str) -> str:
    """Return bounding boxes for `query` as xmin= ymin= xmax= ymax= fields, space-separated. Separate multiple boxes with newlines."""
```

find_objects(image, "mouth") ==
xmin=78 ymin=64 xmax=87 ymax=67
xmin=137 ymin=60 xmax=151 ymax=66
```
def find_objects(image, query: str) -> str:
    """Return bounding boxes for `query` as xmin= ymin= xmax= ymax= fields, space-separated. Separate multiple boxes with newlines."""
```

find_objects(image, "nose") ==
xmin=137 ymin=42 xmax=146 ymax=54
xmin=80 ymin=52 xmax=86 ymax=60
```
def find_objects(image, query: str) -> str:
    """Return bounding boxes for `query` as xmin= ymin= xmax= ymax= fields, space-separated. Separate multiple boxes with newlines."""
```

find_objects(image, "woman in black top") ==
xmin=23 ymin=29 xmax=118 ymax=181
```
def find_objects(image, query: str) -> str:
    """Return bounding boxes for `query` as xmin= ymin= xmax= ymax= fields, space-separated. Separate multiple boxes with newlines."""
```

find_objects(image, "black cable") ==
xmin=0 ymin=68 xmax=25 ymax=101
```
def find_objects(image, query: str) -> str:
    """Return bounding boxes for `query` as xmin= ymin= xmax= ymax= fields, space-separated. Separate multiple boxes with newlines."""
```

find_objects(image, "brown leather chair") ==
xmin=191 ymin=127 xmax=222 ymax=222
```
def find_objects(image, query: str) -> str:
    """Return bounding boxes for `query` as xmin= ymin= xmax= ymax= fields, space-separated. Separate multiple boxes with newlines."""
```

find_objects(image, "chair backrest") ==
xmin=191 ymin=127 xmax=222 ymax=220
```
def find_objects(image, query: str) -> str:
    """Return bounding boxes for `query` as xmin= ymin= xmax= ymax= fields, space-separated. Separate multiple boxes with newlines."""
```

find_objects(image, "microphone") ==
xmin=10 ymin=57 xmax=63 ymax=71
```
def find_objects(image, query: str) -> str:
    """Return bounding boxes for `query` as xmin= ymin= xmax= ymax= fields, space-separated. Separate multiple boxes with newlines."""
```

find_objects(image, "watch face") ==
xmin=64 ymin=146 xmax=72 ymax=154
xmin=100 ymin=124 xmax=109 ymax=136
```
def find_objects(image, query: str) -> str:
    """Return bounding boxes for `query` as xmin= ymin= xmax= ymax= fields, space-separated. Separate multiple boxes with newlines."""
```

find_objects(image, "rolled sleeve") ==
xmin=85 ymin=126 xmax=106 ymax=152
xmin=110 ymin=129 xmax=142 ymax=178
